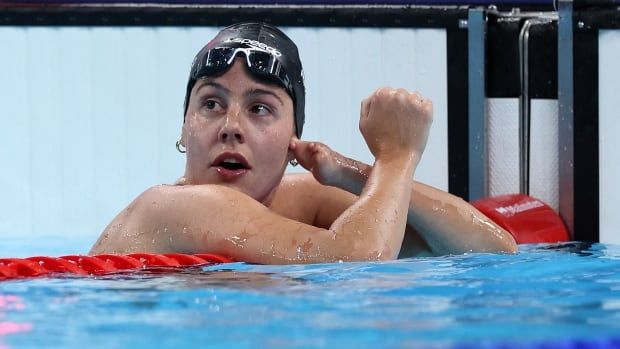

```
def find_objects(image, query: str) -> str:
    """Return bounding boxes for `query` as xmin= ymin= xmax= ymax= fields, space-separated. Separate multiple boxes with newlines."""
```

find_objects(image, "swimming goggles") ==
xmin=192 ymin=47 xmax=293 ymax=94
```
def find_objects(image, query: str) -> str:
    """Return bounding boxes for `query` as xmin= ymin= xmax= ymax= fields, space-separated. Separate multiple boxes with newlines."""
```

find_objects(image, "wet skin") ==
xmin=180 ymin=59 xmax=295 ymax=205
xmin=90 ymin=59 xmax=517 ymax=263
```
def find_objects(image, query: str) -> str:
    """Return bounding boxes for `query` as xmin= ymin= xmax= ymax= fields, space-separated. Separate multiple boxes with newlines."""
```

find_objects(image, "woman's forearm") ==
xmin=332 ymin=158 xmax=517 ymax=255
xmin=403 ymin=181 xmax=517 ymax=254
xmin=328 ymin=155 xmax=416 ymax=260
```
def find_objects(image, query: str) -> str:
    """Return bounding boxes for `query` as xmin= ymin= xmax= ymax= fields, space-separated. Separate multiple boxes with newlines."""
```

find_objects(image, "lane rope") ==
xmin=0 ymin=253 xmax=234 ymax=280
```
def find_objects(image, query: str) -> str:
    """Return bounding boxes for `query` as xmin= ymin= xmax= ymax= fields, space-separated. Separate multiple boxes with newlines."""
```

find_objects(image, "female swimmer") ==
xmin=90 ymin=23 xmax=517 ymax=263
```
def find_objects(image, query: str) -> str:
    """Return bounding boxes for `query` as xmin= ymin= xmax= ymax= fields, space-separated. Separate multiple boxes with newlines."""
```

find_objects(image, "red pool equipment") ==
xmin=0 ymin=253 xmax=234 ymax=281
xmin=472 ymin=193 xmax=570 ymax=244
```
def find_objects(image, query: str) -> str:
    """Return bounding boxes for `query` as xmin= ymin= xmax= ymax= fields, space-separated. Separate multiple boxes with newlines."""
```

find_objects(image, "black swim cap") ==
xmin=183 ymin=22 xmax=306 ymax=138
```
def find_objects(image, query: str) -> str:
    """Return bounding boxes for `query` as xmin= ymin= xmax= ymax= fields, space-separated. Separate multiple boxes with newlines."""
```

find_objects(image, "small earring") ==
xmin=176 ymin=139 xmax=186 ymax=153
xmin=289 ymin=159 xmax=299 ymax=167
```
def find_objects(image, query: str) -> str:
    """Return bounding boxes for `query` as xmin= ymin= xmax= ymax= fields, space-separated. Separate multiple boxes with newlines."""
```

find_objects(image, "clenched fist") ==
xmin=359 ymin=88 xmax=433 ymax=162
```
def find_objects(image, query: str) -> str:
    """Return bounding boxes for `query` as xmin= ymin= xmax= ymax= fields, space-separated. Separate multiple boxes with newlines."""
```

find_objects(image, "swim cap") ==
xmin=183 ymin=22 xmax=306 ymax=138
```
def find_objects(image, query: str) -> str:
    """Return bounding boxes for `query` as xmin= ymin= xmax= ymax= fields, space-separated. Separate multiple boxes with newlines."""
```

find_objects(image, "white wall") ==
xmin=488 ymin=98 xmax=520 ymax=196
xmin=599 ymin=30 xmax=620 ymax=245
xmin=487 ymin=97 xmax=559 ymax=211
xmin=0 ymin=26 xmax=448 ymax=244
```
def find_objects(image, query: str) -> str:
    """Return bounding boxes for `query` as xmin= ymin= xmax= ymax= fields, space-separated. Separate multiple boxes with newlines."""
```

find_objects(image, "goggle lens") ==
xmin=194 ymin=47 xmax=291 ymax=92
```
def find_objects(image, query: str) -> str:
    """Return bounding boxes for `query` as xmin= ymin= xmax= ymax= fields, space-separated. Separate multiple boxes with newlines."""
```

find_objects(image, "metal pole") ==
xmin=557 ymin=0 xmax=575 ymax=236
xmin=518 ymin=17 xmax=556 ymax=195
xmin=519 ymin=19 xmax=533 ymax=195
xmin=468 ymin=8 xmax=488 ymax=201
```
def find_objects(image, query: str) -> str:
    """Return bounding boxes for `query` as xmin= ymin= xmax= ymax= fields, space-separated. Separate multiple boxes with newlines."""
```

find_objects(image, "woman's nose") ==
xmin=218 ymin=107 xmax=245 ymax=143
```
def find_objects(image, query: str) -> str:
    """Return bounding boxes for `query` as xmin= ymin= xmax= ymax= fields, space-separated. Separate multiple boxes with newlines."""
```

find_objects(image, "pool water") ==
xmin=1 ymin=240 xmax=620 ymax=348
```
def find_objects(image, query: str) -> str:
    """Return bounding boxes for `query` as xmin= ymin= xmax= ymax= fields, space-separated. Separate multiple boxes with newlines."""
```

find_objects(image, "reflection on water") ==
xmin=0 ymin=243 xmax=619 ymax=348
xmin=92 ymin=267 xmax=309 ymax=291
xmin=0 ymin=295 xmax=32 ymax=349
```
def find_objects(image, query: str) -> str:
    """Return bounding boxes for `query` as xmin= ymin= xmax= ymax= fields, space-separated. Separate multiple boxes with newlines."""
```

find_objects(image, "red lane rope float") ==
xmin=472 ymin=194 xmax=570 ymax=244
xmin=0 ymin=253 xmax=234 ymax=281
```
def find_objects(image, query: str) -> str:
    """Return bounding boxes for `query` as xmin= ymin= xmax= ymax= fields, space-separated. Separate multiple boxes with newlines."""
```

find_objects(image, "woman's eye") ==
xmin=204 ymin=100 xmax=221 ymax=110
xmin=250 ymin=104 xmax=271 ymax=116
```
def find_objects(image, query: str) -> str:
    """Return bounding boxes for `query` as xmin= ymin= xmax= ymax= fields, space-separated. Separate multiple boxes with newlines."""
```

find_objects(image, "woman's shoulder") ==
xmin=273 ymin=173 xmax=357 ymax=226
xmin=138 ymin=183 xmax=243 ymax=205
xmin=278 ymin=173 xmax=326 ymax=195
xmin=268 ymin=173 xmax=324 ymax=222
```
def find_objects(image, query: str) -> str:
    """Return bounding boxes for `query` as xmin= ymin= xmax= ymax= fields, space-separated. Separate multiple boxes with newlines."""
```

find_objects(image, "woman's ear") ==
xmin=180 ymin=118 xmax=189 ymax=145
xmin=287 ymin=136 xmax=299 ymax=162
xmin=176 ymin=119 xmax=188 ymax=154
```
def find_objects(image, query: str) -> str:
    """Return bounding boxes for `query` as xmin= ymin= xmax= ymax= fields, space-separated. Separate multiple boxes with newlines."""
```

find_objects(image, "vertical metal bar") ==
xmin=519 ymin=18 xmax=555 ymax=196
xmin=558 ymin=0 xmax=575 ymax=236
xmin=519 ymin=20 xmax=533 ymax=195
xmin=447 ymin=26 xmax=471 ymax=200
xmin=468 ymin=9 xmax=488 ymax=201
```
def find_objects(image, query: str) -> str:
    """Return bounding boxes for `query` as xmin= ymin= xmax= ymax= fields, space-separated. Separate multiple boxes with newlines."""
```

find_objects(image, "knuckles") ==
xmin=360 ymin=87 xmax=434 ymax=132
xmin=368 ymin=87 xmax=433 ymax=112
xmin=359 ymin=87 xmax=434 ymax=158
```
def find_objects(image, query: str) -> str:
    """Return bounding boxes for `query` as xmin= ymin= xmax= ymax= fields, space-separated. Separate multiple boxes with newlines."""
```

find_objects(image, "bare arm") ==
xmin=290 ymin=122 xmax=516 ymax=256
xmin=91 ymin=88 xmax=429 ymax=263
xmin=90 ymin=160 xmax=410 ymax=264
xmin=328 ymin=159 xmax=517 ymax=255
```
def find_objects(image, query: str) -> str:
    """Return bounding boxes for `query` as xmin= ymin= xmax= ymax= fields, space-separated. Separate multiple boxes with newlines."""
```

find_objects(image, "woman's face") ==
xmin=181 ymin=58 xmax=295 ymax=204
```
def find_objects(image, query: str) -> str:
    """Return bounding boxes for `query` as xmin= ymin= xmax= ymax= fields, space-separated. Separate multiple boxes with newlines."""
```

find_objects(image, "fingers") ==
xmin=358 ymin=86 xmax=434 ymax=159
xmin=411 ymin=91 xmax=434 ymax=124
xmin=288 ymin=139 xmax=315 ymax=170
xmin=362 ymin=87 xmax=433 ymax=121
xmin=364 ymin=88 xmax=431 ymax=109
xmin=289 ymin=137 xmax=300 ymax=150
xmin=360 ymin=97 xmax=371 ymax=120
xmin=289 ymin=138 xmax=305 ymax=164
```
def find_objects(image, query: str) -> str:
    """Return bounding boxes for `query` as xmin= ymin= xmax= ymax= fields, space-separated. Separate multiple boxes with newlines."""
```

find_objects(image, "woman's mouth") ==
xmin=212 ymin=153 xmax=251 ymax=180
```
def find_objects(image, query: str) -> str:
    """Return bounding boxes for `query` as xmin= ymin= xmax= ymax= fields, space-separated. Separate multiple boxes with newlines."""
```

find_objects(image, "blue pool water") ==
xmin=1 ymin=238 xmax=620 ymax=348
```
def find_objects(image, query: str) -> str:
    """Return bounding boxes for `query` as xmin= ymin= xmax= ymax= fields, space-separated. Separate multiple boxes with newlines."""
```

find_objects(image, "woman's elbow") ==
xmin=345 ymin=238 xmax=400 ymax=262
xmin=499 ymin=235 xmax=518 ymax=254
xmin=478 ymin=231 xmax=518 ymax=254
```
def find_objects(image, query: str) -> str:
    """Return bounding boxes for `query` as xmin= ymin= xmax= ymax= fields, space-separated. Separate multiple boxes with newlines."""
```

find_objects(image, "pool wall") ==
xmin=594 ymin=29 xmax=620 ymax=244
xmin=0 ymin=2 xmax=618 ymax=245
xmin=0 ymin=23 xmax=448 ymax=241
